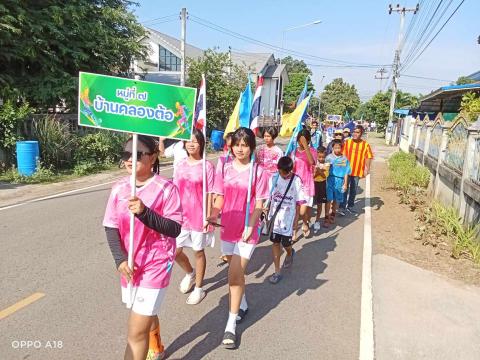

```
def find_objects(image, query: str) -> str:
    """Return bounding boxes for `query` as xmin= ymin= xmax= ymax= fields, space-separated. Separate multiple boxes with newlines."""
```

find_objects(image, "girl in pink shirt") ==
xmin=208 ymin=127 xmax=269 ymax=349
xmin=256 ymin=126 xmax=283 ymax=183
xmin=291 ymin=129 xmax=317 ymax=240
xmin=103 ymin=135 xmax=182 ymax=360
xmin=173 ymin=129 xmax=215 ymax=305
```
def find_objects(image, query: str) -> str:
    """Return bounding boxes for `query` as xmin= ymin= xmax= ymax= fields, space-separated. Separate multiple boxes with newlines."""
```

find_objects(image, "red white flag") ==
xmin=249 ymin=76 xmax=264 ymax=135
xmin=194 ymin=75 xmax=206 ymax=134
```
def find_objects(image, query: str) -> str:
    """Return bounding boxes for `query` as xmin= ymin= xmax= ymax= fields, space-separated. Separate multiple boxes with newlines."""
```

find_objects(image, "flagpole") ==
xmin=245 ymin=155 xmax=255 ymax=229
xmin=201 ymin=75 xmax=207 ymax=230
xmin=127 ymin=133 xmax=138 ymax=308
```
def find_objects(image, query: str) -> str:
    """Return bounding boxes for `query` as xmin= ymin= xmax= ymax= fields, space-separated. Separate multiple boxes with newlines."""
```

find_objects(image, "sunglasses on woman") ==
xmin=120 ymin=151 xmax=153 ymax=161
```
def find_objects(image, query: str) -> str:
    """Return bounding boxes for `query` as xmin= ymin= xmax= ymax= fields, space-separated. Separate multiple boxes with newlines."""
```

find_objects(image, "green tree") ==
xmin=460 ymin=92 xmax=480 ymax=121
xmin=360 ymin=90 xmax=419 ymax=132
xmin=320 ymin=78 xmax=360 ymax=117
xmin=456 ymin=76 xmax=476 ymax=85
xmin=186 ymin=49 xmax=249 ymax=130
xmin=0 ymin=1 xmax=147 ymax=110
xmin=279 ymin=56 xmax=314 ymax=111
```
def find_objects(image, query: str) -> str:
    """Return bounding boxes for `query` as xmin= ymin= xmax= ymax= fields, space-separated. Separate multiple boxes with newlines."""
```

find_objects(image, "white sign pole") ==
xmin=127 ymin=134 xmax=138 ymax=308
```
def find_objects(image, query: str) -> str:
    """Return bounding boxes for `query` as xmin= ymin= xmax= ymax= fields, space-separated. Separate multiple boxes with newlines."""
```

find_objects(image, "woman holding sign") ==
xmin=173 ymin=128 xmax=215 ymax=305
xmin=103 ymin=135 xmax=182 ymax=360
xmin=207 ymin=127 xmax=269 ymax=349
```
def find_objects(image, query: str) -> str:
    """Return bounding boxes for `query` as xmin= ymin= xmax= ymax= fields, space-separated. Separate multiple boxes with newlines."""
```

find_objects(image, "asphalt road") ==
xmin=0 ymin=156 xmax=366 ymax=360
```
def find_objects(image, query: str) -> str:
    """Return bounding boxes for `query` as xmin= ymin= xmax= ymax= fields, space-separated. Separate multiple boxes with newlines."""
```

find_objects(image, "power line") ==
xmin=402 ymin=74 xmax=453 ymax=82
xmin=402 ymin=0 xmax=454 ymax=69
xmin=188 ymin=14 xmax=386 ymax=68
xmin=141 ymin=14 xmax=178 ymax=25
xmin=402 ymin=0 xmax=465 ymax=71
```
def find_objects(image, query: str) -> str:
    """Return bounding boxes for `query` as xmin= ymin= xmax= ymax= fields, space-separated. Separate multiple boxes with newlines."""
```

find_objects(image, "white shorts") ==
xmin=221 ymin=240 xmax=256 ymax=260
xmin=176 ymin=229 xmax=215 ymax=251
xmin=121 ymin=286 xmax=167 ymax=316
xmin=303 ymin=195 xmax=314 ymax=207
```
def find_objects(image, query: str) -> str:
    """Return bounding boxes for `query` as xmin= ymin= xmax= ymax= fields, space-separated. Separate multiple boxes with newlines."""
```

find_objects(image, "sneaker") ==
xmin=337 ymin=209 xmax=346 ymax=216
xmin=179 ymin=272 xmax=196 ymax=294
xmin=186 ymin=288 xmax=206 ymax=305
xmin=283 ymin=249 xmax=296 ymax=269
xmin=346 ymin=207 xmax=358 ymax=215
xmin=313 ymin=221 xmax=321 ymax=232
xmin=269 ymin=272 xmax=283 ymax=284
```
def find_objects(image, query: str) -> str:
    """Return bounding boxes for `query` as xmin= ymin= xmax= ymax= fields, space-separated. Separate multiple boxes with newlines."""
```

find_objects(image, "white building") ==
xmin=132 ymin=28 xmax=289 ymax=122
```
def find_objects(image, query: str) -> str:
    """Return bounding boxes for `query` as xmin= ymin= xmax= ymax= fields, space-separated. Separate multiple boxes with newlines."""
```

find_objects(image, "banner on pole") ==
xmin=78 ymin=72 xmax=197 ymax=140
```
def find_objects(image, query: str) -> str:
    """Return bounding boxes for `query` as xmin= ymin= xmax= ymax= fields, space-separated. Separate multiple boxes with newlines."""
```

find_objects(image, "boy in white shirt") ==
xmin=266 ymin=156 xmax=306 ymax=284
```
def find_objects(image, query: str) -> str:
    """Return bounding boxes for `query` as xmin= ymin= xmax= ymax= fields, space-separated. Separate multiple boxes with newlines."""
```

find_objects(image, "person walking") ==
xmin=339 ymin=125 xmax=373 ymax=215
xmin=207 ymin=127 xmax=269 ymax=349
xmin=291 ymin=129 xmax=317 ymax=240
xmin=266 ymin=156 xmax=306 ymax=284
xmin=256 ymin=127 xmax=283 ymax=183
xmin=310 ymin=120 xmax=323 ymax=149
xmin=173 ymin=129 xmax=215 ymax=305
xmin=103 ymin=135 xmax=182 ymax=360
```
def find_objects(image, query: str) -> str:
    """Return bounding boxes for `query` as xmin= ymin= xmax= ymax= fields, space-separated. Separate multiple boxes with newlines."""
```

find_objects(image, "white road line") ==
xmin=0 ymin=154 xmax=222 ymax=212
xmin=0 ymin=163 xmax=174 ymax=211
xmin=359 ymin=174 xmax=375 ymax=360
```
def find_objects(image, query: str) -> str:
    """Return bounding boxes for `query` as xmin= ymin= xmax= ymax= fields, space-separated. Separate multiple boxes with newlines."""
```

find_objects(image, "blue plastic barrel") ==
xmin=211 ymin=130 xmax=225 ymax=151
xmin=16 ymin=141 xmax=39 ymax=176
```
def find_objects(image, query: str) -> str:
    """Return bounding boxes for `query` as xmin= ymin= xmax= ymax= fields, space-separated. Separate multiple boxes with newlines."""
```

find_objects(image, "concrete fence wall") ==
xmin=400 ymin=112 xmax=480 ymax=230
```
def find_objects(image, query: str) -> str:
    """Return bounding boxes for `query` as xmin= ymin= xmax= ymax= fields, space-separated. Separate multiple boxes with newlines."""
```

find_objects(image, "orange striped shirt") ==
xmin=342 ymin=139 xmax=373 ymax=177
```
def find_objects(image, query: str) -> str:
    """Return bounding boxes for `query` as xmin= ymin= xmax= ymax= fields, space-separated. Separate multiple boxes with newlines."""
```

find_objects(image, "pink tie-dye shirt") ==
xmin=173 ymin=158 xmax=215 ymax=232
xmin=292 ymin=147 xmax=317 ymax=197
xmin=103 ymin=174 xmax=183 ymax=289
xmin=256 ymin=144 xmax=283 ymax=182
xmin=213 ymin=161 xmax=269 ymax=244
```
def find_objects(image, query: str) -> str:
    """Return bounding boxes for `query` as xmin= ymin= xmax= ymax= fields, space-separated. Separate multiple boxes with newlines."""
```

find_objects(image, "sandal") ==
xmin=302 ymin=223 xmax=311 ymax=238
xmin=269 ymin=272 xmax=283 ymax=284
xmin=222 ymin=331 xmax=236 ymax=349
xmin=236 ymin=308 xmax=249 ymax=324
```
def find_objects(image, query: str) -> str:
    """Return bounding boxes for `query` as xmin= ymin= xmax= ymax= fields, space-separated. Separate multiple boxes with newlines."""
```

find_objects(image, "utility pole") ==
xmin=180 ymin=7 xmax=187 ymax=86
xmin=227 ymin=46 xmax=232 ymax=77
xmin=375 ymin=67 xmax=388 ymax=92
xmin=386 ymin=3 xmax=418 ymax=144
xmin=318 ymin=75 xmax=325 ymax=121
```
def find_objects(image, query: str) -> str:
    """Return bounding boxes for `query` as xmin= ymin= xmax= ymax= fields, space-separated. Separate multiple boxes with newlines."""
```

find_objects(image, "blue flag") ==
xmin=239 ymin=77 xmax=253 ymax=128
xmin=297 ymin=76 xmax=309 ymax=106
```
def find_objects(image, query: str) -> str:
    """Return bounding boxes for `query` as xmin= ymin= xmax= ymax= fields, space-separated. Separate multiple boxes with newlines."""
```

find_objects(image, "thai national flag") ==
xmin=249 ymin=76 xmax=264 ymax=136
xmin=194 ymin=75 xmax=206 ymax=134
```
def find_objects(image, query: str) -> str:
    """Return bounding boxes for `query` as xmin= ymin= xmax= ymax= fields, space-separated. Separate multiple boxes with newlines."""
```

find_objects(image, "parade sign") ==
xmin=78 ymin=72 xmax=196 ymax=140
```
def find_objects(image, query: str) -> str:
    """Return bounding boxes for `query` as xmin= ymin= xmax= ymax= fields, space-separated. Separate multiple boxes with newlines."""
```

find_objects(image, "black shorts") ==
xmin=270 ymin=233 xmax=293 ymax=248
xmin=314 ymin=181 xmax=327 ymax=204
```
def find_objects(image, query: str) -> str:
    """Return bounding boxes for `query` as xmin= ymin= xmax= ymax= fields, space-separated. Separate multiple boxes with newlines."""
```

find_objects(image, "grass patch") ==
xmin=388 ymin=151 xmax=430 ymax=196
xmin=0 ymin=162 xmax=118 ymax=184
xmin=431 ymin=202 xmax=480 ymax=263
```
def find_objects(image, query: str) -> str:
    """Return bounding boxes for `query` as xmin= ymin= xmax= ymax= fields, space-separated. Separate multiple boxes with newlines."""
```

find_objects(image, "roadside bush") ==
xmin=33 ymin=115 xmax=76 ymax=169
xmin=432 ymin=202 xmax=480 ymax=263
xmin=0 ymin=164 xmax=56 ymax=184
xmin=74 ymin=131 xmax=126 ymax=165
xmin=388 ymin=151 xmax=430 ymax=193
xmin=0 ymin=101 xmax=32 ymax=164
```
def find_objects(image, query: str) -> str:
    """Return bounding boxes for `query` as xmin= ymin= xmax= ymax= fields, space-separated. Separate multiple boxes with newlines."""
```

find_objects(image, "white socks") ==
xmin=240 ymin=294 xmax=248 ymax=311
xmin=188 ymin=270 xmax=195 ymax=278
xmin=225 ymin=312 xmax=237 ymax=334
xmin=193 ymin=286 xmax=203 ymax=293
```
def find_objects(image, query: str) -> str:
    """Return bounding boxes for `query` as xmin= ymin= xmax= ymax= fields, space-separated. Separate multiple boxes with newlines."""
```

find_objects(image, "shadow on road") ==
xmin=165 ymin=182 xmax=372 ymax=359
xmin=165 ymin=234 xmax=338 ymax=359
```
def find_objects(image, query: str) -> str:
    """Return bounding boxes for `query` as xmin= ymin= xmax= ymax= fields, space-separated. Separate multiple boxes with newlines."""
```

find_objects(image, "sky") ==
xmin=133 ymin=0 xmax=479 ymax=101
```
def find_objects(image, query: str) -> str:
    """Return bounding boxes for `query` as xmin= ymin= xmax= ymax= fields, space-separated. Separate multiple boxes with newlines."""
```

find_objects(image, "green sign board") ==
xmin=78 ymin=72 xmax=197 ymax=140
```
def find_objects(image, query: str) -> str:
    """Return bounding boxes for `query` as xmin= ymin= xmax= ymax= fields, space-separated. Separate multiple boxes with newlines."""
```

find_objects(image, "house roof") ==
xmin=262 ymin=64 xmax=287 ymax=78
xmin=417 ymin=82 xmax=480 ymax=113
xmin=146 ymin=28 xmax=204 ymax=59
xmin=467 ymin=70 xmax=480 ymax=81
xmin=229 ymin=51 xmax=273 ymax=74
